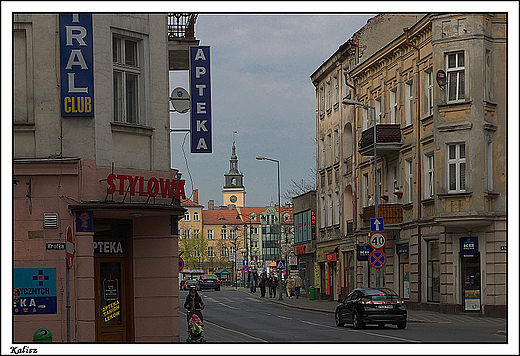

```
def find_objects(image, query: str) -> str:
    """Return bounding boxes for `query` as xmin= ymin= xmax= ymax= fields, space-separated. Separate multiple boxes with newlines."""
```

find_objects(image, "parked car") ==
xmin=197 ymin=274 xmax=220 ymax=291
xmin=335 ymin=288 xmax=407 ymax=329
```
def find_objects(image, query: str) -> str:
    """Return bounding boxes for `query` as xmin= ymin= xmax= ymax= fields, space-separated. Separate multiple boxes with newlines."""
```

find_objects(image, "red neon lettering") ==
xmin=128 ymin=175 xmax=139 ymax=195
xmin=139 ymin=176 xmax=147 ymax=196
xmin=160 ymin=179 xmax=173 ymax=198
xmin=116 ymin=175 xmax=128 ymax=194
xmin=148 ymin=177 xmax=159 ymax=197
xmin=107 ymin=173 xmax=116 ymax=194
xmin=175 ymin=179 xmax=186 ymax=199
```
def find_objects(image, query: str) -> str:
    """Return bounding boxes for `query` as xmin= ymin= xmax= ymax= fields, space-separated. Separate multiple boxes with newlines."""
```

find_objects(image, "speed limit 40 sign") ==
xmin=369 ymin=232 xmax=386 ymax=250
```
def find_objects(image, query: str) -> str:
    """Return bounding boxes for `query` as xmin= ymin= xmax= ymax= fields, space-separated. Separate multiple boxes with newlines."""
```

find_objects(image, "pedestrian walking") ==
xmin=293 ymin=274 xmax=303 ymax=299
xmin=285 ymin=274 xmax=295 ymax=298
xmin=259 ymin=272 xmax=267 ymax=297
xmin=252 ymin=270 xmax=258 ymax=293
xmin=271 ymin=274 xmax=278 ymax=298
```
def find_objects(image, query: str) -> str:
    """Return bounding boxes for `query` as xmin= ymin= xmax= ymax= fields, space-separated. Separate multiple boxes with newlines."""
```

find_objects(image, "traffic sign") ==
xmin=370 ymin=218 xmax=384 ymax=232
xmin=66 ymin=226 xmax=73 ymax=269
xmin=276 ymin=260 xmax=286 ymax=270
xmin=249 ymin=260 xmax=256 ymax=268
xmin=369 ymin=232 xmax=387 ymax=250
xmin=368 ymin=250 xmax=386 ymax=268
xmin=178 ymin=257 xmax=184 ymax=271
xmin=242 ymin=265 xmax=249 ymax=273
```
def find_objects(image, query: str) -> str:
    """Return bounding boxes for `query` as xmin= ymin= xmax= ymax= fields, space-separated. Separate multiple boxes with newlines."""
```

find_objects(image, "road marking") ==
xmin=300 ymin=320 xmax=338 ymax=330
xmin=217 ymin=302 xmax=239 ymax=310
xmin=276 ymin=315 xmax=292 ymax=320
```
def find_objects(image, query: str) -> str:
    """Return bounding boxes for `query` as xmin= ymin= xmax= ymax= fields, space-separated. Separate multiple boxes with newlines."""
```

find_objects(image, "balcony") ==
xmin=358 ymin=124 xmax=402 ymax=156
xmin=168 ymin=13 xmax=200 ymax=70
xmin=361 ymin=204 xmax=403 ymax=227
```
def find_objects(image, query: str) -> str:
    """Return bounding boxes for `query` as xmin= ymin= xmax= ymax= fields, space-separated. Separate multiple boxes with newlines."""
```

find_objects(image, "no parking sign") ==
xmin=368 ymin=250 xmax=386 ymax=269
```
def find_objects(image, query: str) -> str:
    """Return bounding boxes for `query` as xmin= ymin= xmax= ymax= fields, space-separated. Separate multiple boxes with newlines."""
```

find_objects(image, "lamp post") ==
xmin=343 ymin=99 xmax=378 ymax=288
xmin=256 ymin=155 xmax=284 ymax=300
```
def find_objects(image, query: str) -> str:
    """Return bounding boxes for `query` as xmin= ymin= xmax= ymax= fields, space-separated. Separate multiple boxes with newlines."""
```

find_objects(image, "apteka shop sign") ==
xmin=106 ymin=173 xmax=186 ymax=199
xmin=59 ymin=13 xmax=94 ymax=117
xmin=190 ymin=46 xmax=212 ymax=153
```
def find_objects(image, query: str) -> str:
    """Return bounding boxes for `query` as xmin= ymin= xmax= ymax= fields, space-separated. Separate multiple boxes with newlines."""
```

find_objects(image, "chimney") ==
xmin=193 ymin=189 xmax=199 ymax=204
xmin=208 ymin=200 xmax=214 ymax=210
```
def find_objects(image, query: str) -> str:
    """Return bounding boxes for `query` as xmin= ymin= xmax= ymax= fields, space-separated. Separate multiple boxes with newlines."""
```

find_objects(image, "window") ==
xmin=487 ymin=140 xmax=493 ymax=191
xmin=485 ymin=49 xmax=492 ymax=102
xmin=425 ymin=153 xmax=435 ymax=198
xmin=405 ymin=81 xmax=413 ymax=126
xmin=221 ymin=229 xmax=228 ymax=240
xmin=446 ymin=51 xmax=465 ymax=102
xmin=208 ymin=246 xmax=215 ymax=258
xmin=362 ymin=107 xmax=369 ymax=131
xmin=184 ymin=211 xmax=190 ymax=221
xmin=326 ymin=81 xmax=331 ymax=112
xmin=334 ymin=129 xmax=339 ymax=162
xmin=327 ymin=194 xmax=333 ymax=227
xmin=427 ymin=239 xmax=440 ymax=302
xmin=207 ymin=229 xmax=214 ymax=240
xmin=375 ymin=98 xmax=382 ymax=124
xmin=221 ymin=246 xmax=229 ymax=258
xmin=193 ymin=247 xmax=201 ymax=258
xmin=193 ymin=212 xmax=200 ymax=221
xmin=113 ymin=36 xmax=141 ymax=123
xmin=426 ymin=70 xmax=434 ymax=115
xmin=390 ymin=88 xmax=398 ymax=124
xmin=447 ymin=143 xmax=466 ymax=192
xmin=406 ymin=159 xmax=413 ymax=203
xmin=363 ymin=173 xmax=369 ymax=207
xmin=334 ymin=191 xmax=340 ymax=225
xmin=327 ymin=133 xmax=332 ymax=166
xmin=319 ymin=86 xmax=325 ymax=116
xmin=14 ymin=26 xmax=32 ymax=123
xmin=342 ymin=67 xmax=351 ymax=99
xmin=230 ymin=246 xmax=236 ymax=255
xmin=183 ymin=229 xmax=190 ymax=239
xmin=193 ymin=229 xmax=200 ymax=238
xmin=230 ymin=229 xmax=236 ymax=240
xmin=333 ymin=75 xmax=339 ymax=105
xmin=320 ymin=196 xmax=326 ymax=228
xmin=319 ymin=138 xmax=325 ymax=168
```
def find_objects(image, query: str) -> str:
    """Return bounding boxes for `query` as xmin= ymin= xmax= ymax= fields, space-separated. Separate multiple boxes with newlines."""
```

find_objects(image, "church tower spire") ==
xmin=223 ymin=131 xmax=246 ymax=207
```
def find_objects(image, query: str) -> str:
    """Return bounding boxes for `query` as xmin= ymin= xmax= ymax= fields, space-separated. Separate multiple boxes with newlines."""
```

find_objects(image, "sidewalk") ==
xmin=227 ymin=286 xmax=506 ymax=333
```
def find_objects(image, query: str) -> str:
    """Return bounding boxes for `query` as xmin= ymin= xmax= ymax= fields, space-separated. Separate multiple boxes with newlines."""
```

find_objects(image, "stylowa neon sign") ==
xmin=106 ymin=173 xmax=186 ymax=199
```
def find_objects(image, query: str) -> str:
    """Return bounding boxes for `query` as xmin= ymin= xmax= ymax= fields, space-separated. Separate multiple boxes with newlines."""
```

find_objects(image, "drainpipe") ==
xmin=343 ymin=71 xmax=358 ymax=234
xmin=404 ymin=27 xmax=422 ymax=304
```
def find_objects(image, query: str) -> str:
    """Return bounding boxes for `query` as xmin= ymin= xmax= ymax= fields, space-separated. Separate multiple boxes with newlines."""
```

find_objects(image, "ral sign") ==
xmin=190 ymin=46 xmax=212 ymax=153
xmin=14 ymin=268 xmax=57 ymax=314
xmin=59 ymin=13 xmax=94 ymax=117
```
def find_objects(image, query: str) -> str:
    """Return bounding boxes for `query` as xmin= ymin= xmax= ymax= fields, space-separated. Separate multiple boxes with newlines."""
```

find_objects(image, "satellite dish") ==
xmin=170 ymin=87 xmax=190 ymax=113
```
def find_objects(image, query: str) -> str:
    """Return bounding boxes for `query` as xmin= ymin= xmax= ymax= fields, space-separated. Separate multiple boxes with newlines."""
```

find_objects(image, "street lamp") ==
xmin=256 ymin=155 xmax=284 ymax=300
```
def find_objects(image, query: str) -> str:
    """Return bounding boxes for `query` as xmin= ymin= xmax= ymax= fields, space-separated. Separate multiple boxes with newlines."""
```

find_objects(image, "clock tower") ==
xmin=223 ymin=139 xmax=246 ymax=207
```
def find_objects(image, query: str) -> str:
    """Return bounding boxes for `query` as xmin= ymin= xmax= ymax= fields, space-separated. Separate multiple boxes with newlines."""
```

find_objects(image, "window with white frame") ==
xmin=194 ymin=229 xmax=200 ymax=238
xmin=426 ymin=70 xmax=434 ymax=115
xmin=375 ymin=97 xmax=382 ymax=124
xmin=208 ymin=246 xmax=215 ymax=258
xmin=334 ymin=129 xmax=339 ymax=162
xmin=447 ymin=143 xmax=466 ymax=192
xmin=446 ymin=51 xmax=465 ymax=102
xmin=405 ymin=81 xmax=413 ymax=126
xmin=207 ymin=229 xmax=214 ymax=240
xmin=405 ymin=159 xmax=413 ymax=203
xmin=362 ymin=107 xmax=369 ymax=131
xmin=193 ymin=247 xmax=201 ymax=258
xmin=327 ymin=133 xmax=332 ymax=167
xmin=333 ymin=75 xmax=339 ymax=105
xmin=184 ymin=211 xmax=190 ymax=221
xmin=221 ymin=246 xmax=229 ymax=258
xmin=390 ymin=88 xmax=398 ymax=124
xmin=320 ymin=86 xmax=325 ymax=116
xmin=183 ymin=229 xmax=191 ymax=239
xmin=425 ymin=153 xmax=435 ymax=198
xmin=193 ymin=211 xmax=200 ymax=221
xmin=230 ymin=246 xmax=236 ymax=256
xmin=326 ymin=81 xmax=331 ymax=111
xmin=230 ymin=229 xmax=236 ymax=240
xmin=221 ymin=229 xmax=228 ymax=240
xmin=113 ymin=35 xmax=141 ymax=124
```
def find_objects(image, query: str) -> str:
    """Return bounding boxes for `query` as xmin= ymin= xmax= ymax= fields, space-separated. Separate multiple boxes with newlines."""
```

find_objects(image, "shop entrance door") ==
xmin=461 ymin=254 xmax=481 ymax=312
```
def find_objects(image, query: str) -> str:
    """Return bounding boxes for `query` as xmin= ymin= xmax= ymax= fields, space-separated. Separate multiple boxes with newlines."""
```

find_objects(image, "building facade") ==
xmin=13 ymin=13 xmax=198 ymax=342
xmin=312 ymin=13 xmax=507 ymax=317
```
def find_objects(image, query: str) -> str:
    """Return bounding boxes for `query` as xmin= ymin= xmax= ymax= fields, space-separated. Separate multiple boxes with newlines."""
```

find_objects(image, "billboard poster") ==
xmin=59 ymin=13 xmax=94 ymax=117
xmin=14 ymin=268 xmax=57 ymax=314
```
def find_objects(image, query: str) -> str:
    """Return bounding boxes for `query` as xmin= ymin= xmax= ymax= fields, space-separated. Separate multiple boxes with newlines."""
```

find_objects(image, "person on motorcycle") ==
xmin=184 ymin=286 xmax=204 ymax=322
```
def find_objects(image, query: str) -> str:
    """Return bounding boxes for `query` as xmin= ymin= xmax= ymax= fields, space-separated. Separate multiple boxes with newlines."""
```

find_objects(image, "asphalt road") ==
xmin=179 ymin=289 xmax=507 ymax=344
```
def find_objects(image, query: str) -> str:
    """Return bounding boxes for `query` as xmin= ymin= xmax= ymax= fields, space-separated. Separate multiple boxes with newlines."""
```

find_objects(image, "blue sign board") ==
xmin=370 ymin=218 xmax=384 ymax=232
xmin=357 ymin=245 xmax=373 ymax=261
xmin=190 ymin=46 xmax=212 ymax=153
xmin=76 ymin=211 xmax=93 ymax=231
xmin=59 ymin=13 xmax=94 ymax=117
xmin=14 ymin=268 xmax=57 ymax=314
xmin=460 ymin=237 xmax=478 ymax=256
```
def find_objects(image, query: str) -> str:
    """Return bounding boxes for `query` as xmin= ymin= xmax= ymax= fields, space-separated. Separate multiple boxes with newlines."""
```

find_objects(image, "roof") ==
xmin=181 ymin=196 xmax=204 ymax=208
xmin=202 ymin=207 xmax=241 ymax=226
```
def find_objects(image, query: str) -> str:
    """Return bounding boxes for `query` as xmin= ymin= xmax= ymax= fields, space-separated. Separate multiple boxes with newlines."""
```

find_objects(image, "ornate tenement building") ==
xmin=312 ymin=13 xmax=506 ymax=317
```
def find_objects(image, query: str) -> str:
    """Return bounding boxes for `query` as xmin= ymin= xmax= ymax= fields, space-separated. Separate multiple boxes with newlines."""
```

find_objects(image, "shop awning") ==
xmin=268 ymin=261 xmax=276 ymax=267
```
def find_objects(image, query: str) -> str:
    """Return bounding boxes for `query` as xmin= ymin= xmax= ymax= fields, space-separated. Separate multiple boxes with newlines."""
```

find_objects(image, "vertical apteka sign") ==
xmin=59 ymin=13 xmax=94 ymax=117
xmin=190 ymin=46 xmax=212 ymax=153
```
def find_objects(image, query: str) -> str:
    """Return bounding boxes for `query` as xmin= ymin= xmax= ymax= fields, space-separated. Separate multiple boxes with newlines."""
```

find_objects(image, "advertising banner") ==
xmin=14 ymin=268 xmax=57 ymax=314
xmin=59 ymin=13 xmax=94 ymax=117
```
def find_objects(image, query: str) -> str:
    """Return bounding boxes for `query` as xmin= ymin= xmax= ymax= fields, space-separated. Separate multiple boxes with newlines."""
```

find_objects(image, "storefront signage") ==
xmin=357 ymin=245 xmax=373 ymax=261
xmin=102 ymin=275 xmax=121 ymax=325
xmin=190 ymin=46 xmax=212 ymax=153
xmin=94 ymin=241 xmax=125 ymax=254
xmin=464 ymin=289 xmax=481 ymax=311
xmin=295 ymin=245 xmax=306 ymax=255
xmin=316 ymin=250 xmax=325 ymax=263
xmin=13 ymin=268 xmax=57 ymax=314
xmin=326 ymin=252 xmax=337 ymax=262
xmin=76 ymin=211 xmax=93 ymax=231
xmin=396 ymin=244 xmax=409 ymax=254
xmin=106 ymin=173 xmax=186 ymax=199
xmin=59 ymin=13 xmax=94 ymax=117
xmin=314 ymin=263 xmax=321 ymax=289
xmin=460 ymin=237 xmax=478 ymax=257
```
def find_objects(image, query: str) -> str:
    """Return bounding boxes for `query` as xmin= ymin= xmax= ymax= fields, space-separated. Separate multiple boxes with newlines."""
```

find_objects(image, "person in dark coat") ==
xmin=259 ymin=272 xmax=267 ymax=297
xmin=184 ymin=286 xmax=205 ymax=322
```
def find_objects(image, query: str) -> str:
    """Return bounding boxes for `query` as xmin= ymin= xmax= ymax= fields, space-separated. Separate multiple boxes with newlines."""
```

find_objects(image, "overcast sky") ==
xmin=170 ymin=13 xmax=376 ymax=208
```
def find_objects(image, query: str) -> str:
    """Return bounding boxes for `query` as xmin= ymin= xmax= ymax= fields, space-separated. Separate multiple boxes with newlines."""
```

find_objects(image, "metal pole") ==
xmin=277 ymin=160 xmax=283 ymax=300
xmin=66 ymin=258 xmax=71 ymax=342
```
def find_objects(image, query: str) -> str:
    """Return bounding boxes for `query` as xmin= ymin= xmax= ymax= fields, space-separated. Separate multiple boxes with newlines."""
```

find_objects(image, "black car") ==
xmin=335 ymin=288 xmax=407 ymax=329
xmin=183 ymin=279 xmax=198 ymax=290
xmin=197 ymin=274 xmax=220 ymax=291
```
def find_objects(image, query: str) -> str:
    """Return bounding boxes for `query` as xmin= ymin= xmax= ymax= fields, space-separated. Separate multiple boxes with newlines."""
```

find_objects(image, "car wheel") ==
xmin=353 ymin=311 xmax=364 ymax=330
xmin=215 ymin=287 xmax=220 ymax=291
xmin=397 ymin=321 xmax=407 ymax=329
xmin=335 ymin=312 xmax=344 ymax=327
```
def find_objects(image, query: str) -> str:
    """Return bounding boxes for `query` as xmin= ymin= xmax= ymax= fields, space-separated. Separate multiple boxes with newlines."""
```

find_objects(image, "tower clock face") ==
xmin=230 ymin=195 xmax=237 ymax=203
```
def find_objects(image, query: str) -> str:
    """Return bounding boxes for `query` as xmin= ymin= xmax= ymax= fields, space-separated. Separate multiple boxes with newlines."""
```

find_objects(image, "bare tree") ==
xmin=282 ymin=168 xmax=317 ymax=203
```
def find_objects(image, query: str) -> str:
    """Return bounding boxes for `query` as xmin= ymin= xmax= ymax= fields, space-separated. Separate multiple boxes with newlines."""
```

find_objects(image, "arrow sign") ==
xmin=370 ymin=218 xmax=384 ymax=232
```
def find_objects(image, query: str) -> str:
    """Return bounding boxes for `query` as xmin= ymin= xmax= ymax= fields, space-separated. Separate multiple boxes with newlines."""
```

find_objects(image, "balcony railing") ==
xmin=358 ymin=124 xmax=402 ymax=156
xmin=168 ymin=13 xmax=198 ymax=40
xmin=361 ymin=204 xmax=403 ymax=227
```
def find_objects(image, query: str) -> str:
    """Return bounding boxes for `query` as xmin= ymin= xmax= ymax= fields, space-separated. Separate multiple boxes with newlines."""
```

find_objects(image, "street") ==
xmin=179 ymin=289 xmax=507 ymax=344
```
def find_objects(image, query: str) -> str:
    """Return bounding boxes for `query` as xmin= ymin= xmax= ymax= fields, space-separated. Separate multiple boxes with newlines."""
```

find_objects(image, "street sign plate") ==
xmin=66 ymin=226 xmax=73 ymax=269
xmin=368 ymin=250 xmax=386 ymax=268
xmin=370 ymin=218 xmax=384 ymax=232
xmin=369 ymin=232 xmax=387 ymax=250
